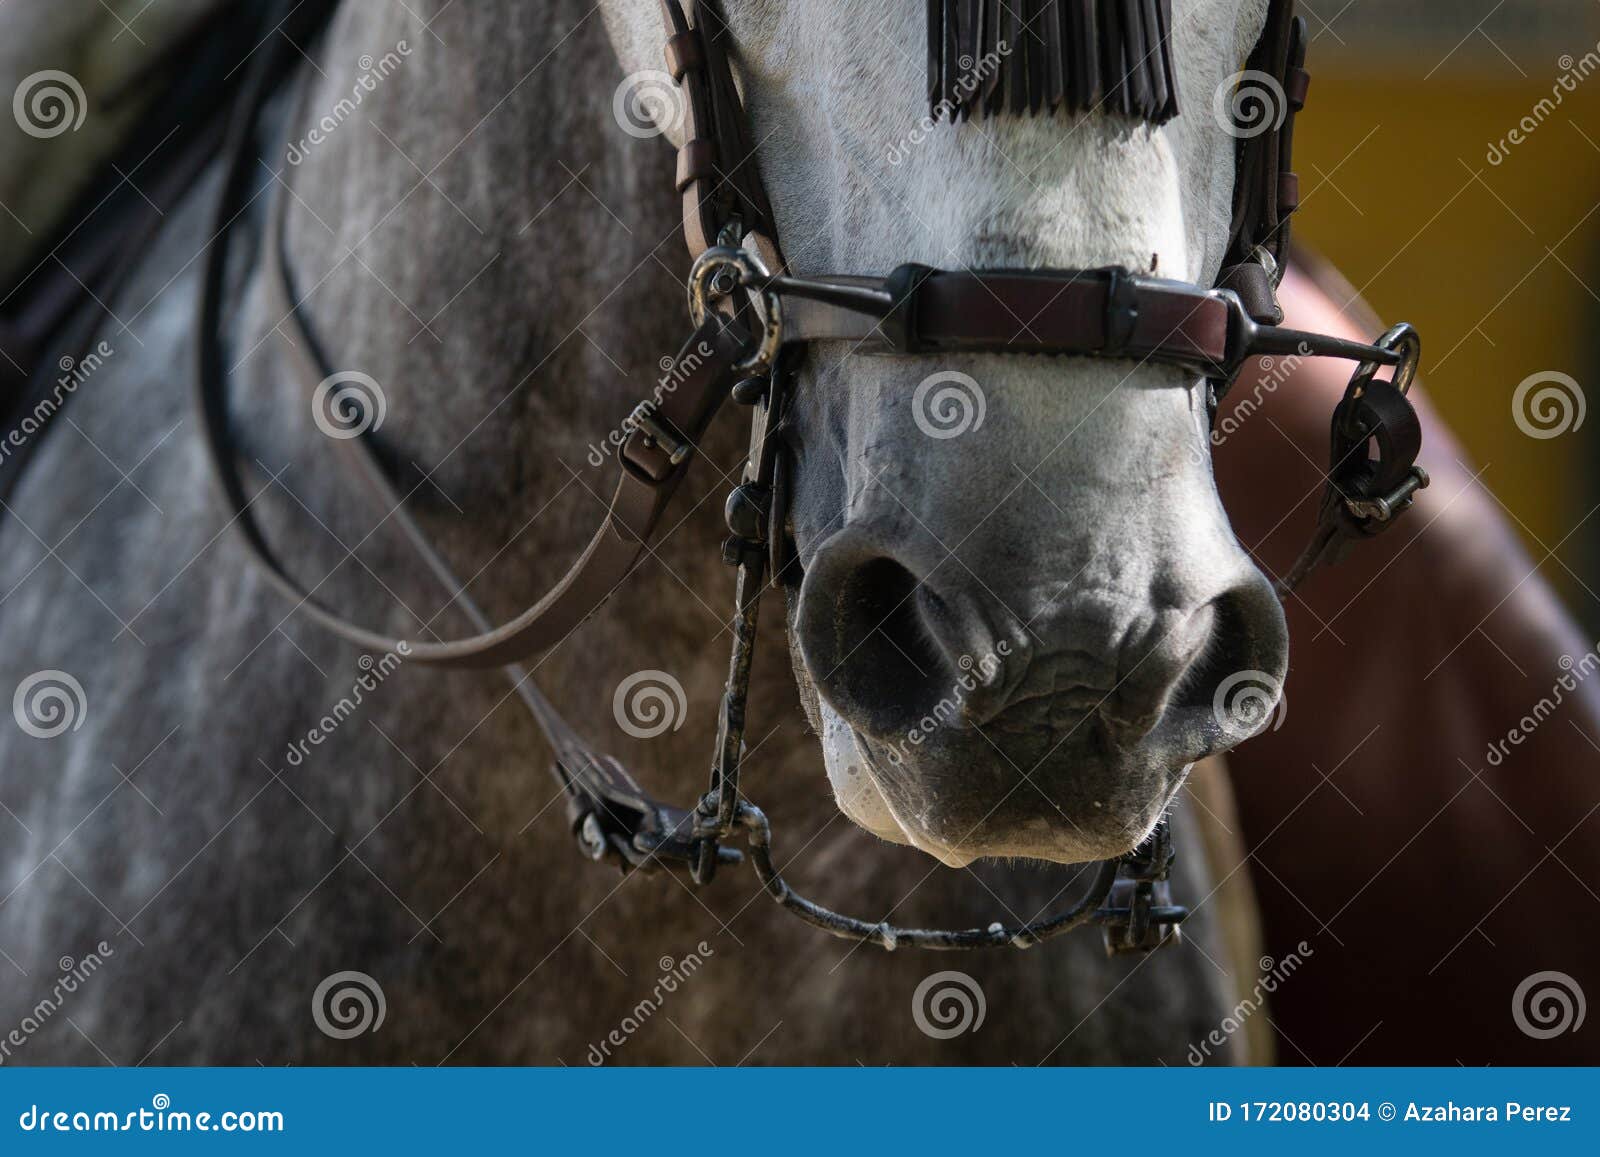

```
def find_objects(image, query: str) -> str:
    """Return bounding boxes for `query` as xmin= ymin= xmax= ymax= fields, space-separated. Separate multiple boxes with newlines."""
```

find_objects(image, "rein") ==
xmin=193 ymin=0 xmax=1426 ymax=953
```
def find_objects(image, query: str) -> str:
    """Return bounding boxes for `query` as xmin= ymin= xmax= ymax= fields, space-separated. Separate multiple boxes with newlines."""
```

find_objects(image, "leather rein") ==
xmin=194 ymin=0 xmax=1426 ymax=953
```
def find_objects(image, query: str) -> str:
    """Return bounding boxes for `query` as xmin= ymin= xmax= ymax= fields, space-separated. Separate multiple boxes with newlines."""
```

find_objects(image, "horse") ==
xmin=0 ymin=0 xmax=1445 ymax=1064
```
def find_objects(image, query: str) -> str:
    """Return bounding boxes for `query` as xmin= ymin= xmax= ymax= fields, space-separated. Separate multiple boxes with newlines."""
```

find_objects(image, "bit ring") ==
xmin=688 ymin=246 xmax=783 ymax=376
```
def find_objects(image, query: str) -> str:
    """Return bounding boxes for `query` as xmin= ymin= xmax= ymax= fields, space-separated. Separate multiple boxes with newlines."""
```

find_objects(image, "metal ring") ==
xmin=1351 ymin=322 xmax=1421 ymax=399
xmin=687 ymin=246 xmax=783 ymax=376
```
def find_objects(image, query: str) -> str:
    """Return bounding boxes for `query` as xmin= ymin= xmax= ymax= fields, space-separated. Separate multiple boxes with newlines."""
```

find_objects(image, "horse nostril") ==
xmin=796 ymin=544 xmax=947 ymax=734
xmin=1170 ymin=577 xmax=1290 ymax=746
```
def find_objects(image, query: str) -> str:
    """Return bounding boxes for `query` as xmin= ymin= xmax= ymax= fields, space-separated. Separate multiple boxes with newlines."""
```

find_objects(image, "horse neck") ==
xmin=272 ymin=0 xmax=710 ymax=569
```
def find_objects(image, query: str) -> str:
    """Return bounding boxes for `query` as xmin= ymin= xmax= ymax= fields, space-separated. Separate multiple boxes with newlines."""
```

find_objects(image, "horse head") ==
xmin=603 ymin=0 xmax=1287 ymax=868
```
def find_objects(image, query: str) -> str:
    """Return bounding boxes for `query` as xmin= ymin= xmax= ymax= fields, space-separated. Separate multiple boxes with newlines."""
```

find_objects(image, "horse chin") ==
xmin=816 ymin=702 xmax=1171 ymax=869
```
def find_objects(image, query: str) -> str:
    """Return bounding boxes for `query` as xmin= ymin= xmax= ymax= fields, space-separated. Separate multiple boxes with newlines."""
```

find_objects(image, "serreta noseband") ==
xmin=195 ymin=0 xmax=1425 ymax=953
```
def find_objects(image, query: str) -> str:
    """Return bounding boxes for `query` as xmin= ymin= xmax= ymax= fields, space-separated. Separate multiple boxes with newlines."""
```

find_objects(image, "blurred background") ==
xmin=1296 ymin=0 xmax=1600 ymax=630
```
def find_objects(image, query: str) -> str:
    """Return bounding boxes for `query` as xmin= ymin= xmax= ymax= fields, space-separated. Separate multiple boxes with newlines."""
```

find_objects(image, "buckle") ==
xmin=563 ymin=759 xmax=742 ymax=879
xmin=1345 ymin=466 xmax=1429 ymax=524
xmin=1100 ymin=818 xmax=1187 ymax=956
xmin=628 ymin=402 xmax=690 ymax=467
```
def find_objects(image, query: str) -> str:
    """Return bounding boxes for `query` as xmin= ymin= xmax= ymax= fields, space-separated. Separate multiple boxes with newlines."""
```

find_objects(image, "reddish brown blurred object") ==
xmin=1216 ymin=251 xmax=1600 ymax=1064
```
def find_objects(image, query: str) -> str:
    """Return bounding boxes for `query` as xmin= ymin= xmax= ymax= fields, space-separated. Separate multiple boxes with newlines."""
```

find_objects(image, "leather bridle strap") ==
xmin=661 ymin=0 xmax=778 ymax=262
xmin=766 ymin=263 xmax=1399 ymax=381
xmin=1216 ymin=0 xmax=1309 ymax=324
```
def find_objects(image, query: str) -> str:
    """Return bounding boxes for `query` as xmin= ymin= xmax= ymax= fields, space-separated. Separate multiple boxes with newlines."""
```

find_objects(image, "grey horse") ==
xmin=0 ymin=0 xmax=1275 ymax=1064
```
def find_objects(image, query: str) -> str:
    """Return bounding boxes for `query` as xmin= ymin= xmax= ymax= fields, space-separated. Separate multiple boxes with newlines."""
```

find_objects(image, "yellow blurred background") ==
xmin=1295 ymin=1 xmax=1600 ymax=624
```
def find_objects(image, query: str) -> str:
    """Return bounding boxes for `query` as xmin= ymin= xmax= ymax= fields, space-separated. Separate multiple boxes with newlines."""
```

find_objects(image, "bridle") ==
xmin=195 ymin=0 xmax=1426 ymax=954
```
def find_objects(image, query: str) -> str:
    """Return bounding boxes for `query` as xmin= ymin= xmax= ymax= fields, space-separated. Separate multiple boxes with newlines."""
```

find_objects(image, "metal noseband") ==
xmin=193 ymin=0 xmax=1424 ymax=954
